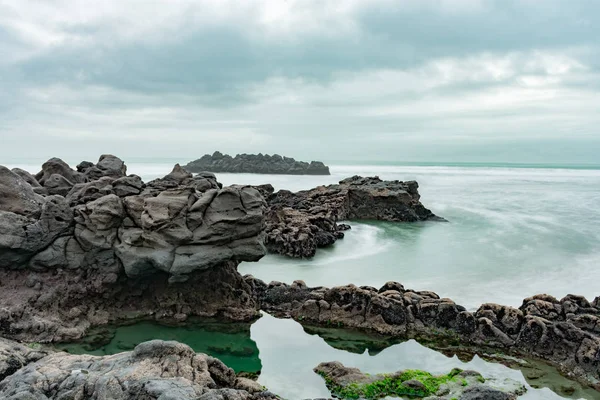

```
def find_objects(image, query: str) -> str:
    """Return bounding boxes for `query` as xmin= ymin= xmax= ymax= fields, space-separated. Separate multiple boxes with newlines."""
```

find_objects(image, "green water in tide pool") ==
xmin=58 ymin=314 xmax=600 ymax=400
xmin=57 ymin=320 xmax=261 ymax=374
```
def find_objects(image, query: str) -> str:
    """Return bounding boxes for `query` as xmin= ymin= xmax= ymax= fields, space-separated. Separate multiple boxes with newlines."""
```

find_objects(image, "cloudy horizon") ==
xmin=1 ymin=0 xmax=599 ymax=165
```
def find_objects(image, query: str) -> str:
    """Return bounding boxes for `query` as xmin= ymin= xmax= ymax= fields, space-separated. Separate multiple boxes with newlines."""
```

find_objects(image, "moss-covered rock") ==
xmin=314 ymin=361 xmax=526 ymax=399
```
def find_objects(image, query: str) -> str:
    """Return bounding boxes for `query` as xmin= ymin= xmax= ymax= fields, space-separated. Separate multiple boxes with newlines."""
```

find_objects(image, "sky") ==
xmin=0 ymin=0 xmax=599 ymax=165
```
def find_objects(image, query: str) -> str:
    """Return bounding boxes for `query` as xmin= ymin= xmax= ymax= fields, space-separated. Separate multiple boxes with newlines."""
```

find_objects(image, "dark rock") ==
xmin=184 ymin=151 xmax=331 ymax=175
xmin=35 ymin=157 xmax=85 ymax=196
xmin=0 ymin=158 xmax=267 ymax=341
xmin=263 ymin=176 xmax=442 ymax=258
xmin=256 ymin=280 xmax=600 ymax=389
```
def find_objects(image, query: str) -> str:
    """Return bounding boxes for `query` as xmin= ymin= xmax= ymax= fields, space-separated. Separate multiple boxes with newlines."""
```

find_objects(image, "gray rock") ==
xmin=0 ymin=339 xmax=277 ymax=400
xmin=66 ymin=176 xmax=115 ymax=206
xmin=0 ymin=195 xmax=72 ymax=268
xmin=113 ymin=174 xmax=144 ymax=197
xmin=0 ymin=166 xmax=44 ymax=217
xmin=459 ymin=385 xmax=517 ymax=400
xmin=35 ymin=158 xmax=85 ymax=196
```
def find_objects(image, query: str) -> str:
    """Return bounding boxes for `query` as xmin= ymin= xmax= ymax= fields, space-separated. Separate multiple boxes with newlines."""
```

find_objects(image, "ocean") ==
xmin=7 ymin=159 xmax=600 ymax=399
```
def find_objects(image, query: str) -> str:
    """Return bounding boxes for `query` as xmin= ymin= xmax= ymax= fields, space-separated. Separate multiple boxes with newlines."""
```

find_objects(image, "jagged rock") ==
xmin=0 ymin=338 xmax=48 ymax=382
xmin=10 ymin=168 xmax=47 ymax=195
xmin=184 ymin=151 xmax=330 ymax=175
xmin=0 ymin=166 xmax=44 ymax=216
xmin=34 ymin=158 xmax=85 ymax=196
xmin=0 ymin=339 xmax=278 ymax=400
xmin=262 ymin=176 xmax=443 ymax=258
xmin=66 ymin=176 xmax=114 ymax=206
xmin=0 ymin=158 xmax=267 ymax=341
xmin=256 ymin=280 xmax=600 ymax=389
xmin=0 ymin=261 xmax=262 ymax=342
xmin=0 ymin=194 xmax=72 ymax=268
xmin=113 ymin=174 xmax=144 ymax=197
xmin=80 ymin=154 xmax=128 ymax=181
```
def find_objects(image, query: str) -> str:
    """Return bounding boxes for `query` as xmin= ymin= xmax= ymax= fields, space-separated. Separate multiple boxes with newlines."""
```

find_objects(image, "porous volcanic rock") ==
xmin=261 ymin=176 xmax=443 ymax=258
xmin=255 ymin=279 xmax=600 ymax=390
xmin=0 ymin=156 xmax=267 ymax=342
xmin=185 ymin=151 xmax=330 ymax=175
xmin=0 ymin=339 xmax=278 ymax=400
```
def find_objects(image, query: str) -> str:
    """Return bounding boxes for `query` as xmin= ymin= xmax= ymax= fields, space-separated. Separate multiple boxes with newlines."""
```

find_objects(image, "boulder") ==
xmin=0 ymin=339 xmax=277 ymax=400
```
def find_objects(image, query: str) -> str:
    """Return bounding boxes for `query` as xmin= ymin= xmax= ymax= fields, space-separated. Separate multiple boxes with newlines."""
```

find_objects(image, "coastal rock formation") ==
xmin=0 ymin=338 xmax=48 ymax=382
xmin=255 ymin=279 xmax=600 ymax=389
xmin=261 ymin=176 xmax=443 ymax=258
xmin=184 ymin=151 xmax=330 ymax=175
xmin=314 ymin=362 xmax=526 ymax=399
xmin=0 ymin=156 xmax=267 ymax=342
xmin=0 ymin=339 xmax=278 ymax=399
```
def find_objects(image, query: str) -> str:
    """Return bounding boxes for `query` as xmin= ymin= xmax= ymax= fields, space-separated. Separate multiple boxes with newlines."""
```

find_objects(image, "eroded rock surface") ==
xmin=256 ymin=279 xmax=600 ymax=389
xmin=261 ymin=176 xmax=443 ymax=258
xmin=0 ymin=339 xmax=278 ymax=400
xmin=185 ymin=151 xmax=330 ymax=175
xmin=0 ymin=156 xmax=267 ymax=341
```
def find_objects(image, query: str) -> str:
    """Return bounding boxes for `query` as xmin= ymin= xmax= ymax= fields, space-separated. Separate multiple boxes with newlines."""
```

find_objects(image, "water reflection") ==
xmin=253 ymin=313 xmax=599 ymax=400
xmin=56 ymin=319 xmax=262 ymax=374
xmin=56 ymin=314 xmax=600 ymax=399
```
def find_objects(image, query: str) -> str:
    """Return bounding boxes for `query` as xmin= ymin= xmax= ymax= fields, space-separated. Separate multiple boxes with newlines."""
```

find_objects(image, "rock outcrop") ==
xmin=0 ymin=339 xmax=278 ymax=400
xmin=0 ymin=338 xmax=48 ymax=382
xmin=255 ymin=279 xmax=600 ymax=390
xmin=184 ymin=151 xmax=330 ymax=175
xmin=0 ymin=156 xmax=267 ymax=342
xmin=261 ymin=176 xmax=443 ymax=258
xmin=314 ymin=361 xmax=526 ymax=399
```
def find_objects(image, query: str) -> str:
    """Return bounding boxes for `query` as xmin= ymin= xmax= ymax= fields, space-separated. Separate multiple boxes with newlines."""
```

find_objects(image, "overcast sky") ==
xmin=1 ymin=0 xmax=599 ymax=164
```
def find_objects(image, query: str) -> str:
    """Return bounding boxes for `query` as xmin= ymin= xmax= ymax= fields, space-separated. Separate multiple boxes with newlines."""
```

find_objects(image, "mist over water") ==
xmin=228 ymin=164 xmax=600 ymax=309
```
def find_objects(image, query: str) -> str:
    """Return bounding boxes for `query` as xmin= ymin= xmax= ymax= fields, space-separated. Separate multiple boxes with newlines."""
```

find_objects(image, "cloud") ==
xmin=0 ymin=0 xmax=599 ymax=163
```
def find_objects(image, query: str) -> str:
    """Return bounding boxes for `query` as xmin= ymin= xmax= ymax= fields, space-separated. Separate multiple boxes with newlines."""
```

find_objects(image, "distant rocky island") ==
xmin=0 ymin=154 xmax=599 ymax=398
xmin=184 ymin=151 xmax=330 ymax=175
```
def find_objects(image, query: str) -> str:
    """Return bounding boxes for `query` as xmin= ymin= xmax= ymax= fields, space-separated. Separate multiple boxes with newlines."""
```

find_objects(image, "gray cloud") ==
xmin=0 ymin=0 xmax=599 ymax=164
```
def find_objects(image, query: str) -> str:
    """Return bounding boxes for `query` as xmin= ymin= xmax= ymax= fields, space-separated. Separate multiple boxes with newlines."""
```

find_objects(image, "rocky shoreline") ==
xmin=256 ymin=279 xmax=600 ymax=391
xmin=260 ymin=176 xmax=443 ymax=258
xmin=185 ymin=151 xmax=331 ymax=175
xmin=0 ymin=155 xmax=598 ymax=398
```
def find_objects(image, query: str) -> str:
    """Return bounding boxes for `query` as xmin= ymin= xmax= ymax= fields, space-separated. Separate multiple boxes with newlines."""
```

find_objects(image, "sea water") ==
xmin=8 ymin=160 xmax=600 ymax=399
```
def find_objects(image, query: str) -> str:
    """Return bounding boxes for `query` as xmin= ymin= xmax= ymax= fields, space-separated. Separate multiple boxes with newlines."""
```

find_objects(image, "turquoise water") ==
xmin=6 ymin=160 xmax=600 ymax=398
xmin=56 ymin=314 xmax=599 ymax=399
xmin=57 ymin=320 xmax=262 ymax=374
xmin=227 ymin=164 xmax=600 ymax=309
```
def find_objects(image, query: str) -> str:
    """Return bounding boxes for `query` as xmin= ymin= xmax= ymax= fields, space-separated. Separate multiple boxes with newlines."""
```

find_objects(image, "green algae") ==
xmin=316 ymin=367 xmax=475 ymax=399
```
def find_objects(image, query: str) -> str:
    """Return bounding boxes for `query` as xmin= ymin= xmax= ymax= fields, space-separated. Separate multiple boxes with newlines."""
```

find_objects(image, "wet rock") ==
xmin=263 ymin=176 xmax=442 ymax=258
xmin=314 ymin=362 xmax=524 ymax=399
